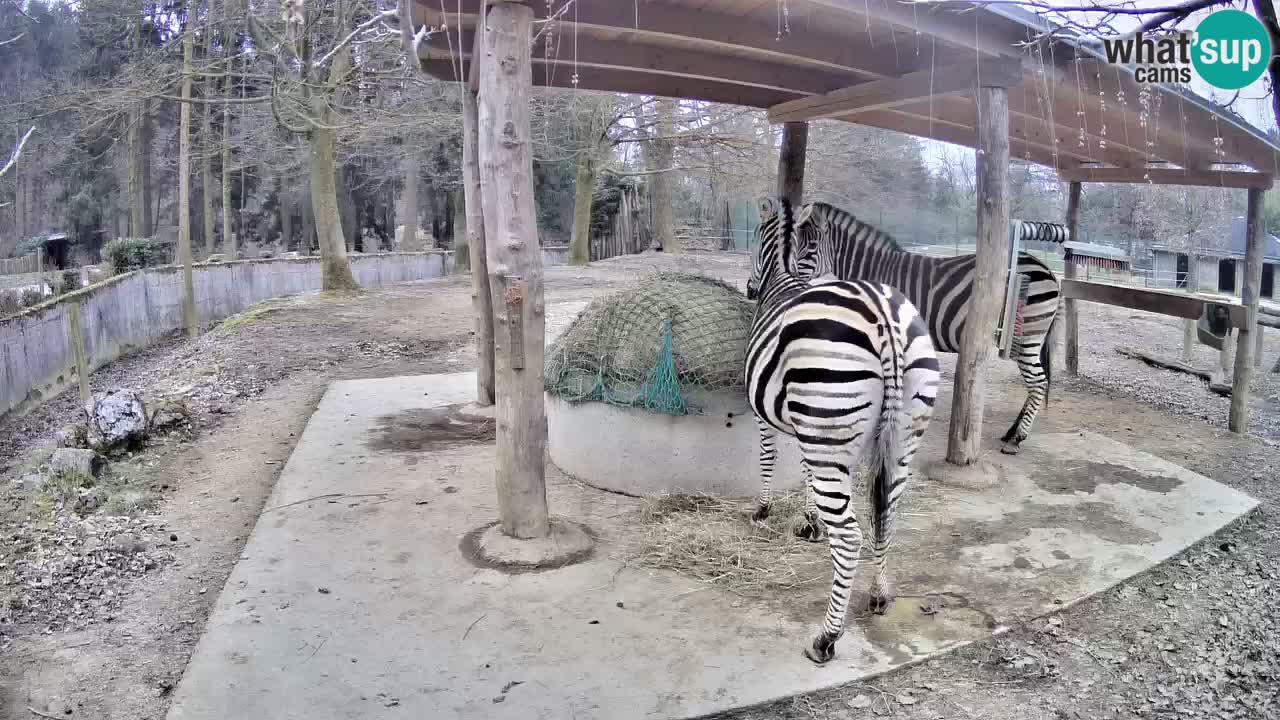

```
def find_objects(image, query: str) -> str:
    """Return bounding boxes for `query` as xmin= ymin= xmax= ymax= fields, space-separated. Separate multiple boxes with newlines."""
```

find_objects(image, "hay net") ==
xmin=544 ymin=272 xmax=753 ymax=416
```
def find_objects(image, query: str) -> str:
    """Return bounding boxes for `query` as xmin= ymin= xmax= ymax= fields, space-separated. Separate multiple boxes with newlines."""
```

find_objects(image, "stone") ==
xmin=50 ymin=448 xmax=104 ymax=480
xmin=203 ymin=254 xmax=225 ymax=264
xmin=109 ymin=533 xmax=147 ymax=554
xmin=13 ymin=473 xmax=45 ymax=491
xmin=76 ymin=487 xmax=105 ymax=513
xmin=55 ymin=423 xmax=90 ymax=449
xmin=149 ymin=398 xmax=191 ymax=432
xmin=87 ymin=389 xmax=148 ymax=451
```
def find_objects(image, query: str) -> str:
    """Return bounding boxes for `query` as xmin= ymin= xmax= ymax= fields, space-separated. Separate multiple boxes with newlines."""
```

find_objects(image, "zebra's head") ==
xmin=748 ymin=197 xmax=817 ymax=300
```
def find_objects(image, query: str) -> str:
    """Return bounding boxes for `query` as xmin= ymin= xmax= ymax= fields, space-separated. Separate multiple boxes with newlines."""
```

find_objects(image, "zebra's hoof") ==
xmin=999 ymin=441 xmax=1021 ymax=455
xmin=868 ymin=592 xmax=894 ymax=615
xmin=750 ymin=504 xmax=771 ymax=527
xmin=793 ymin=517 xmax=825 ymax=543
xmin=803 ymin=634 xmax=837 ymax=665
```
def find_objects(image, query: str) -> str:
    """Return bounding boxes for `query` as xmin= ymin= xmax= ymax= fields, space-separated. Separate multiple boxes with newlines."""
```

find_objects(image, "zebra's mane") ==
xmin=807 ymin=201 xmax=907 ymax=254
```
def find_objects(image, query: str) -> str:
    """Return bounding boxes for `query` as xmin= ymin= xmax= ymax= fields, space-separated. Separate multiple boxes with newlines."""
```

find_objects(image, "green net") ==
xmin=545 ymin=272 xmax=754 ymax=416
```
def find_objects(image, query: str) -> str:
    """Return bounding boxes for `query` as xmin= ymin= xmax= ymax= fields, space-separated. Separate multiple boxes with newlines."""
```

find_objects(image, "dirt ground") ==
xmin=1 ymin=251 xmax=1278 ymax=720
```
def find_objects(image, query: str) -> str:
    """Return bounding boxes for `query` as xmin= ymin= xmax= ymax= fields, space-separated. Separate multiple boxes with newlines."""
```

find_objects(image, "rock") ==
xmin=13 ymin=473 xmax=46 ymax=491
xmin=203 ymin=254 xmax=225 ymax=264
xmin=109 ymin=533 xmax=147 ymax=554
xmin=55 ymin=423 xmax=90 ymax=449
xmin=148 ymin=398 xmax=191 ymax=432
xmin=87 ymin=389 xmax=148 ymax=451
xmin=50 ymin=448 xmax=104 ymax=480
xmin=75 ymin=487 xmax=105 ymax=514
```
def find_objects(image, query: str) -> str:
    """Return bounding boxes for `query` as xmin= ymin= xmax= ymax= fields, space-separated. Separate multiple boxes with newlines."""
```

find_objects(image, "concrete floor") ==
xmin=165 ymin=372 xmax=1258 ymax=720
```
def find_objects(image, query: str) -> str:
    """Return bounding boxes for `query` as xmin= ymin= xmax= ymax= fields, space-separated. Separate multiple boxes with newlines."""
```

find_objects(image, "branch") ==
xmin=0 ymin=31 xmax=25 ymax=47
xmin=314 ymin=9 xmax=399 ymax=69
xmin=0 ymin=126 xmax=35 ymax=179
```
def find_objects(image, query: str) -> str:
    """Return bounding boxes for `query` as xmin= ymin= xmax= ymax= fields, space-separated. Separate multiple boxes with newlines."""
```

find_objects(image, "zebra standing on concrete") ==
xmin=788 ymin=201 xmax=1063 ymax=454
xmin=745 ymin=197 xmax=939 ymax=665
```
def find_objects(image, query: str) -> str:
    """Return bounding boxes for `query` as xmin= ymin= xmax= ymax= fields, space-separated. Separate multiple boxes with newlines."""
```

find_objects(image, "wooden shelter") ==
xmin=409 ymin=0 xmax=1280 ymax=538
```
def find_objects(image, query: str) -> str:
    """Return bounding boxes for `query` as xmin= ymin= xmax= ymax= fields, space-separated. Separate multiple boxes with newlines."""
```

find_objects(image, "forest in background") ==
xmin=0 ymin=0 xmax=1277 ymax=277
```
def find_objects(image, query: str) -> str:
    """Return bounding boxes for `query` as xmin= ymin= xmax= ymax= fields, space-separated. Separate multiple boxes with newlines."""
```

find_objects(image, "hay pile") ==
xmin=625 ymin=492 xmax=832 ymax=597
xmin=544 ymin=272 xmax=753 ymax=415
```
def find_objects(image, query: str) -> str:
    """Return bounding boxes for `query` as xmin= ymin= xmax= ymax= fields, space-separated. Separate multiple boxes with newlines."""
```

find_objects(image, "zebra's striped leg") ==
xmin=867 ymin=464 xmax=903 ymax=614
xmin=1000 ymin=340 xmax=1049 ymax=454
xmin=793 ymin=459 xmax=826 ymax=543
xmin=801 ymin=443 xmax=864 ymax=666
xmin=751 ymin=417 xmax=778 ymax=526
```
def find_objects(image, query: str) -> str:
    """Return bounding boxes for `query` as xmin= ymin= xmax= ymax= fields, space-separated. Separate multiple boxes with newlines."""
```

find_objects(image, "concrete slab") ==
xmin=166 ymin=372 xmax=1258 ymax=720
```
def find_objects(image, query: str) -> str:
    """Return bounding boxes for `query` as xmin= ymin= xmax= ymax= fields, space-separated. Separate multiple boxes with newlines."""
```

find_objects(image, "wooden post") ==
xmin=776 ymin=121 xmax=808 ymax=206
xmin=177 ymin=14 xmax=198 ymax=338
xmin=1182 ymin=252 xmax=1199 ymax=363
xmin=462 ymin=29 xmax=495 ymax=407
xmin=1255 ymin=325 xmax=1264 ymax=367
xmin=477 ymin=0 xmax=550 ymax=539
xmin=1229 ymin=188 xmax=1266 ymax=433
xmin=67 ymin=302 xmax=92 ymax=411
xmin=1063 ymin=181 xmax=1081 ymax=376
xmin=947 ymin=85 xmax=1010 ymax=466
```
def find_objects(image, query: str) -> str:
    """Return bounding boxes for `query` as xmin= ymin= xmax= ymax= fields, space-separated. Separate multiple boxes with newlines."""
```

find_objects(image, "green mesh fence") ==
xmin=545 ymin=272 xmax=754 ymax=415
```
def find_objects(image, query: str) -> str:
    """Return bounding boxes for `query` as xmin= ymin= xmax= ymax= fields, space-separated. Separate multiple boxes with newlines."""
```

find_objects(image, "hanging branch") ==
xmin=0 ymin=126 xmax=35 ymax=179
xmin=0 ymin=31 xmax=25 ymax=47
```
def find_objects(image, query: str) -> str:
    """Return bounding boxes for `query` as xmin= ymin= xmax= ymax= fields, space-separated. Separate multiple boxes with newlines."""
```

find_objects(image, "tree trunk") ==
xmin=400 ymin=151 xmax=418 ymax=249
xmin=127 ymin=107 xmax=146 ymax=237
xmin=309 ymin=126 xmax=358 ymax=291
xmin=281 ymin=196 xmax=294 ymax=250
xmin=568 ymin=145 xmax=599 ymax=265
xmin=178 ymin=20 xmax=197 ymax=337
xmin=478 ymin=1 xmax=547 ymax=536
xmin=648 ymin=98 xmax=676 ymax=253
xmin=201 ymin=98 xmax=215 ymax=256
xmin=221 ymin=75 xmax=234 ymax=258
xmin=462 ymin=80 xmax=494 ymax=405
xmin=453 ymin=190 xmax=469 ymax=271
xmin=141 ymin=102 xmax=153 ymax=238
xmin=301 ymin=196 xmax=315 ymax=254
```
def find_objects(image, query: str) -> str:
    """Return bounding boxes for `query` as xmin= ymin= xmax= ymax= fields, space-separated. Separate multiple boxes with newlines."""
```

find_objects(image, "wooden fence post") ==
xmin=67 ymin=302 xmax=92 ymax=410
xmin=478 ymin=0 xmax=550 ymax=539
xmin=776 ymin=121 xmax=808 ymax=206
xmin=1063 ymin=181 xmax=1081 ymax=375
xmin=1183 ymin=253 xmax=1199 ymax=363
xmin=947 ymin=84 xmax=1011 ymax=466
xmin=462 ymin=27 xmax=495 ymax=407
xmin=1229 ymin=187 xmax=1266 ymax=433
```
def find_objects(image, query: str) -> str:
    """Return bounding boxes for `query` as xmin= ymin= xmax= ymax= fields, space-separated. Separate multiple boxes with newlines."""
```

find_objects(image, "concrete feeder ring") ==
xmin=545 ymin=389 xmax=804 ymax=498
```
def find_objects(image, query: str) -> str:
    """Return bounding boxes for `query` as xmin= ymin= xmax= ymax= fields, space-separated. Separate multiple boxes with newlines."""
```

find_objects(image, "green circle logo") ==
xmin=1192 ymin=9 xmax=1271 ymax=90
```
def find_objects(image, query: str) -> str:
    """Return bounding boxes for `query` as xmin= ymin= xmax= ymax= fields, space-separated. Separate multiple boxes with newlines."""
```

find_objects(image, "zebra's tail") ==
xmin=873 ymin=325 xmax=911 ymax=526
xmin=1040 ymin=297 xmax=1062 ymax=410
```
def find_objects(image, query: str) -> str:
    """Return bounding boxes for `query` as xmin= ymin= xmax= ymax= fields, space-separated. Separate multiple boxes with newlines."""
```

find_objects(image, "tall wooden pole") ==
xmin=177 ymin=19 xmax=197 ymax=337
xmin=1229 ymin=188 xmax=1266 ymax=433
xmin=478 ymin=1 xmax=550 ymax=539
xmin=1063 ymin=181 xmax=1081 ymax=376
xmin=776 ymin=121 xmax=808 ymax=206
xmin=463 ymin=41 xmax=495 ymax=406
xmin=947 ymin=85 xmax=1010 ymax=466
xmin=1182 ymin=252 xmax=1199 ymax=362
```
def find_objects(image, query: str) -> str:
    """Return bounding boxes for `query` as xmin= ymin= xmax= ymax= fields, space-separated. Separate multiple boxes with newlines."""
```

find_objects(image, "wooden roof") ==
xmin=412 ymin=0 xmax=1280 ymax=186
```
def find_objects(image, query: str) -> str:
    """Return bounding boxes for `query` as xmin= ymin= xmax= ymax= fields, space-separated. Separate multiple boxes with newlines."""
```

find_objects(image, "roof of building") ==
xmin=1152 ymin=217 xmax=1280 ymax=261
xmin=413 ymin=0 xmax=1280 ymax=182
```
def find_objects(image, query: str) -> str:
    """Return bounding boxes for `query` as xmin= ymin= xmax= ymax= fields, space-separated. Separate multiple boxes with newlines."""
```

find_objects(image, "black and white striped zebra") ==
xmin=745 ymin=198 xmax=939 ymax=665
xmin=790 ymin=201 xmax=1063 ymax=454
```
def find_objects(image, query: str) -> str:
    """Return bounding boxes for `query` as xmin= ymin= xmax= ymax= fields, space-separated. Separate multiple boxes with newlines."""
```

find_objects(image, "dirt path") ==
xmin=1 ymin=252 xmax=1277 ymax=720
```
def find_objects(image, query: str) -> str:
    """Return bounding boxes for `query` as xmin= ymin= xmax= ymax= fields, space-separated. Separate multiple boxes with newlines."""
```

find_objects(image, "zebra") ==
xmin=745 ymin=197 xmax=939 ymax=665
xmin=786 ymin=201 xmax=1063 ymax=455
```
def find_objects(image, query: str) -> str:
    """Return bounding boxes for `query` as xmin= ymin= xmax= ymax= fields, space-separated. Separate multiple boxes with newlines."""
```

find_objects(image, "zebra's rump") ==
xmin=746 ymin=281 xmax=929 ymax=438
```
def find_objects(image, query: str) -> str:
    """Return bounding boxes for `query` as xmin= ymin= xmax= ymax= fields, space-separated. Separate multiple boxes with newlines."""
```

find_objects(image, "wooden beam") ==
xmin=477 ymin=1 xmax=550 ymax=538
xmin=776 ymin=122 xmax=808 ymax=206
xmin=414 ymin=0 xmax=923 ymax=81
xmin=1230 ymin=188 xmax=1267 ymax=433
xmin=848 ymin=108 xmax=1084 ymax=170
xmin=1063 ymin=181 xmax=1082 ymax=376
xmin=810 ymin=0 xmax=1017 ymax=58
xmin=947 ymin=84 xmax=1010 ymax=466
xmin=1060 ymin=279 xmax=1249 ymax=328
xmin=420 ymin=58 xmax=800 ymax=110
xmin=1058 ymin=166 xmax=1274 ymax=190
xmin=767 ymin=58 xmax=1022 ymax=124
xmin=427 ymin=30 xmax=855 ymax=97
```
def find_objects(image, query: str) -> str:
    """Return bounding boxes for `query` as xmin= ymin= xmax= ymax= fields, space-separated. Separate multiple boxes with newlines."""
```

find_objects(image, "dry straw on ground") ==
xmin=625 ymin=491 xmax=832 ymax=598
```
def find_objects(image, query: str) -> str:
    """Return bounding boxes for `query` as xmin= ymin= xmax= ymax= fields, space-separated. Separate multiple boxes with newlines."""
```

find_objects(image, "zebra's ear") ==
xmin=794 ymin=202 xmax=816 ymax=229
xmin=757 ymin=197 xmax=779 ymax=220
